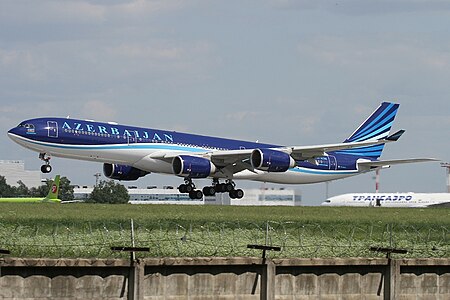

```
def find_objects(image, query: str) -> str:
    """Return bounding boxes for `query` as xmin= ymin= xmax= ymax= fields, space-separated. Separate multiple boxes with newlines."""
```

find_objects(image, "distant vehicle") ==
xmin=322 ymin=193 xmax=450 ymax=208
xmin=0 ymin=175 xmax=61 ymax=203
xmin=8 ymin=102 xmax=436 ymax=200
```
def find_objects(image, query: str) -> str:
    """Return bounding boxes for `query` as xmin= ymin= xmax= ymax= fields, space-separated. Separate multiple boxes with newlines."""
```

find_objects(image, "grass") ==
xmin=0 ymin=203 xmax=448 ymax=258
xmin=1 ymin=203 xmax=449 ymax=225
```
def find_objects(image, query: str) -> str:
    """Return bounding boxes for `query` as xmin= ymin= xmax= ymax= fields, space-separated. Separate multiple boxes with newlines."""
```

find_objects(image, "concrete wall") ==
xmin=0 ymin=257 xmax=449 ymax=299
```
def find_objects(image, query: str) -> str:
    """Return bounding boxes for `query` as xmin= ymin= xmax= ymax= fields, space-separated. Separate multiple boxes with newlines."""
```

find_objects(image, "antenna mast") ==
xmin=441 ymin=163 xmax=450 ymax=193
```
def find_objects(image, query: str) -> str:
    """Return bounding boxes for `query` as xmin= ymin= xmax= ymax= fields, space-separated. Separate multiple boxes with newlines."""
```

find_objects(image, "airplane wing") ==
xmin=152 ymin=139 xmax=394 ymax=163
xmin=150 ymin=131 xmax=406 ymax=176
xmin=210 ymin=130 xmax=406 ymax=163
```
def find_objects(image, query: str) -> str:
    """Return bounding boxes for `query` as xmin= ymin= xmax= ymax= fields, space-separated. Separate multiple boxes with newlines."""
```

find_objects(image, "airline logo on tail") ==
xmin=337 ymin=102 xmax=400 ymax=159
xmin=43 ymin=175 xmax=61 ymax=202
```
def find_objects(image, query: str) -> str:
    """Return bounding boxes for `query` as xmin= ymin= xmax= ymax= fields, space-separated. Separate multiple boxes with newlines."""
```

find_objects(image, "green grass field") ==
xmin=0 ymin=203 xmax=448 ymax=258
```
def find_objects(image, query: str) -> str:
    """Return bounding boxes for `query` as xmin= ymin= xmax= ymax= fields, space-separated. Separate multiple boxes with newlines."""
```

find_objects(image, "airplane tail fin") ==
xmin=337 ymin=102 xmax=400 ymax=159
xmin=42 ymin=175 xmax=61 ymax=202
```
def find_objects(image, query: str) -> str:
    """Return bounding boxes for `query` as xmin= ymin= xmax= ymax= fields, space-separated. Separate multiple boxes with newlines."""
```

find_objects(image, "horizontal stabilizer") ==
xmin=358 ymin=158 xmax=439 ymax=169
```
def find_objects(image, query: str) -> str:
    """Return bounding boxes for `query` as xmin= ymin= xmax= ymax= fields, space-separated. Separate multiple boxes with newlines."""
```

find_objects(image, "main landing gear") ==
xmin=39 ymin=153 xmax=52 ymax=173
xmin=178 ymin=178 xmax=244 ymax=200
xmin=178 ymin=178 xmax=203 ymax=199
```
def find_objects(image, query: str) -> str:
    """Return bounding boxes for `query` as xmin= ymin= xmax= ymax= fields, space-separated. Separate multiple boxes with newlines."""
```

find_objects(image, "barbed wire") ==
xmin=0 ymin=221 xmax=448 ymax=258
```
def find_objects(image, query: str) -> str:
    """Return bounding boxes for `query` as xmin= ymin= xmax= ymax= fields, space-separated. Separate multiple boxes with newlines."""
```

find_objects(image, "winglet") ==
xmin=385 ymin=130 xmax=405 ymax=141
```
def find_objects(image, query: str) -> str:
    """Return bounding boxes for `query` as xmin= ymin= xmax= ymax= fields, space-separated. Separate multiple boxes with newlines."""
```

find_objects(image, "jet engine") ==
xmin=172 ymin=155 xmax=216 ymax=178
xmin=250 ymin=149 xmax=296 ymax=172
xmin=103 ymin=163 xmax=149 ymax=181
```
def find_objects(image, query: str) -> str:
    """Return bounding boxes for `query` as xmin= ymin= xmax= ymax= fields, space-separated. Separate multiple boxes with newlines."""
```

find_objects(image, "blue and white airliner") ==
xmin=322 ymin=193 xmax=450 ymax=208
xmin=8 ymin=102 xmax=435 ymax=199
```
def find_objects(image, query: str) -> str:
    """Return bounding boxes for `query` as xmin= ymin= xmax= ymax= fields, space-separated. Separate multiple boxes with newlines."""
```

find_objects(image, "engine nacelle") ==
xmin=251 ymin=149 xmax=296 ymax=172
xmin=103 ymin=163 xmax=149 ymax=181
xmin=172 ymin=155 xmax=216 ymax=178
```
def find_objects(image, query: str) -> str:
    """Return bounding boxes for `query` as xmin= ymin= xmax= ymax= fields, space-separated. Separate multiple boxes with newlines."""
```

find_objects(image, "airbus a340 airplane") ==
xmin=8 ymin=102 xmax=435 ymax=199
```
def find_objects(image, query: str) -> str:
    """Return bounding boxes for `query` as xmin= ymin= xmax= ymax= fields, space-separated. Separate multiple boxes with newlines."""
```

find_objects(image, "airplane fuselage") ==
xmin=322 ymin=193 xmax=450 ymax=208
xmin=8 ymin=117 xmax=363 ymax=184
xmin=0 ymin=197 xmax=61 ymax=203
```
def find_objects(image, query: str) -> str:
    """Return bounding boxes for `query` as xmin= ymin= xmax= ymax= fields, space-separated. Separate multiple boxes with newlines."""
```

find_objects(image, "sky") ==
xmin=1 ymin=0 xmax=449 ymax=205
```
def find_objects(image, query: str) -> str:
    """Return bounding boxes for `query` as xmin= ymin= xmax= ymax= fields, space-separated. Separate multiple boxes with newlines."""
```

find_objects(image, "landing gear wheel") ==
xmin=229 ymin=189 xmax=244 ymax=199
xmin=39 ymin=153 xmax=52 ymax=173
xmin=178 ymin=178 xmax=195 ymax=194
xmin=40 ymin=164 xmax=52 ymax=173
xmin=189 ymin=190 xmax=203 ymax=199
xmin=178 ymin=184 xmax=193 ymax=193
xmin=215 ymin=183 xmax=234 ymax=193
xmin=202 ymin=186 xmax=216 ymax=197
xmin=224 ymin=183 xmax=234 ymax=192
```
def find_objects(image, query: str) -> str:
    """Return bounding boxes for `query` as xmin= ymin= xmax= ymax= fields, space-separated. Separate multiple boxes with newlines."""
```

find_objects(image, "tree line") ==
xmin=0 ymin=176 xmax=129 ymax=204
xmin=0 ymin=175 xmax=74 ymax=200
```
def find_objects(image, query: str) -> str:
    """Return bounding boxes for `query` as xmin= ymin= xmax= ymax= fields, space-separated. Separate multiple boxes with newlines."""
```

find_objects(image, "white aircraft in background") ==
xmin=322 ymin=193 xmax=450 ymax=208
xmin=8 ymin=102 xmax=436 ymax=200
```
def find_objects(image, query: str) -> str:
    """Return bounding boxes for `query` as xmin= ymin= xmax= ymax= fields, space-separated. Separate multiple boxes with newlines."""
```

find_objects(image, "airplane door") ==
xmin=47 ymin=121 xmax=58 ymax=138
xmin=329 ymin=155 xmax=337 ymax=170
xmin=126 ymin=132 xmax=138 ymax=144
xmin=315 ymin=156 xmax=330 ymax=169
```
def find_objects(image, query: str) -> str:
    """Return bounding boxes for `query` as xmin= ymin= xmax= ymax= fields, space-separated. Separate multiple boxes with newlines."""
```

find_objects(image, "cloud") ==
xmin=0 ymin=48 xmax=48 ymax=81
xmin=108 ymin=0 xmax=186 ymax=16
xmin=0 ymin=1 xmax=105 ymax=24
xmin=0 ymin=0 xmax=187 ymax=25
xmin=0 ymin=38 xmax=217 ymax=105
xmin=296 ymin=35 xmax=450 ymax=73
xmin=270 ymin=0 xmax=450 ymax=15
xmin=108 ymin=43 xmax=184 ymax=61
xmin=81 ymin=100 xmax=118 ymax=120
xmin=225 ymin=111 xmax=266 ymax=122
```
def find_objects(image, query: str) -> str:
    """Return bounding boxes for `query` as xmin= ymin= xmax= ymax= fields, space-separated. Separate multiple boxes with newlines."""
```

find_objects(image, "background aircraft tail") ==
xmin=336 ymin=102 xmax=400 ymax=159
xmin=43 ymin=175 xmax=60 ymax=202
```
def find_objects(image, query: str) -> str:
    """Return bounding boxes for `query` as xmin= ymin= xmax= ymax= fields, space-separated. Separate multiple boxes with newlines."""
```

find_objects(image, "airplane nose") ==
xmin=8 ymin=127 xmax=17 ymax=135
xmin=7 ymin=127 xmax=21 ymax=140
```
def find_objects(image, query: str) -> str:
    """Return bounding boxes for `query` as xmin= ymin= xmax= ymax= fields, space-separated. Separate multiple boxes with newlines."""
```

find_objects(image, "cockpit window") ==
xmin=18 ymin=123 xmax=35 ymax=129
xmin=17 ymin=123 xmax=36 ymax=134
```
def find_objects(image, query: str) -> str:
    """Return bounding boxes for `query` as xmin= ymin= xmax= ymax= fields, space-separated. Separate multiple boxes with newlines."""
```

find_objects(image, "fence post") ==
xmin=128 ymin=259 xmax=144 ymax=300
xmin=261 ymin=258 xmax=275 ymax=300
xmin=384 ymin=258 xmax=400 ymax=300
xmin=109 ymin=219 xmax=148 ymax=300
xmin=247 ymin=245 xmax=280 ymax=300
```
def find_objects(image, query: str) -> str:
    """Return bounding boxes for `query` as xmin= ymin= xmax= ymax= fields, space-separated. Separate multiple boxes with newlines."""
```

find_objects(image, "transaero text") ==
xmin=353 ymin=195 xmax=413 ymax=201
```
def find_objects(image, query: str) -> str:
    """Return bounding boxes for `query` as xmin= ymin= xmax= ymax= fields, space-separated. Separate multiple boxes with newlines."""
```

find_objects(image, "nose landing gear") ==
xmin=39 ymin=153 xmax=52 ymax=173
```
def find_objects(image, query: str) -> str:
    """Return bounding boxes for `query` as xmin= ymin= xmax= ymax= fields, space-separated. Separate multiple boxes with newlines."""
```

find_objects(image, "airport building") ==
xmin=73 ymin=186 xmax=302 ymax=206
xmin=0 ymin=160 xmax=41 ymax=188
xmin=230 ymin=188 xmax=302 ymax=206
